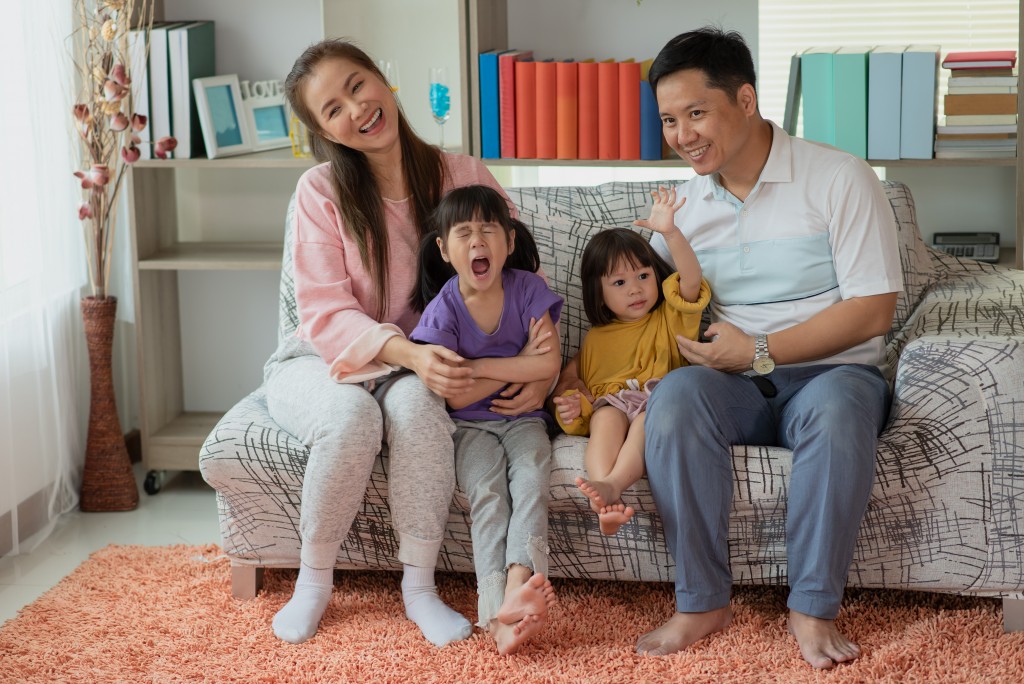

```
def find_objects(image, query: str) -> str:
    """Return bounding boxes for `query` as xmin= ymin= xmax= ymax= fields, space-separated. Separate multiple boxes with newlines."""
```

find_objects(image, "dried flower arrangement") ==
xmin=70 ymin=0 xmax=175 ymax=298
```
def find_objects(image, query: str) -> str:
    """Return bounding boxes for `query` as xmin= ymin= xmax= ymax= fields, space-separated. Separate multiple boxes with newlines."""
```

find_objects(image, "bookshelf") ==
xmin=126 ymin=0 xmax=1023 ymax=490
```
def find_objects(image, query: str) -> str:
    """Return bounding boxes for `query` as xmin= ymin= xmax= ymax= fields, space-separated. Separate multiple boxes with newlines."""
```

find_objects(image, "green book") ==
xmin=801 ymin=47 xmax=836 ymax=146
xmin=833 ymin=47 xmax=869 ymax=158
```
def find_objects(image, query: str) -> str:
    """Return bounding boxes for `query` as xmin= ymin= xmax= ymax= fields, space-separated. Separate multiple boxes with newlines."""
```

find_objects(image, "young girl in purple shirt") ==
xmin=410 ymin=185 xmax=562 ymax=654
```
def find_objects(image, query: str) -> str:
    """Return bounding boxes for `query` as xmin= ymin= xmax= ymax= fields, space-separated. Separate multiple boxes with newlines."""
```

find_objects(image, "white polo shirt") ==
xmin=651 ymin=121 xmax=903 ymax=370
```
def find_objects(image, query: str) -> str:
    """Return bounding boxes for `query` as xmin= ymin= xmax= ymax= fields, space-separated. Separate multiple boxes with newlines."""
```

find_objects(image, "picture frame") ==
xmin=192 ymin=74 xmax=252 ymax=158
xmin=244 ymin=92 xmax=293 ymax=152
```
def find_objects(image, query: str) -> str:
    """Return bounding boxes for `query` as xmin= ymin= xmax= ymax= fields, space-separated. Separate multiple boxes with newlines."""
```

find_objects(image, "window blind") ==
xmin=758 ymin=1 xmax=1019 ymax=129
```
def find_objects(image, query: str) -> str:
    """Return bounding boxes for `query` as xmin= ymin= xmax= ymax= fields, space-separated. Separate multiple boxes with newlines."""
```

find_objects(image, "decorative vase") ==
xmin=79 ymin=296 xmax=139 ymax=512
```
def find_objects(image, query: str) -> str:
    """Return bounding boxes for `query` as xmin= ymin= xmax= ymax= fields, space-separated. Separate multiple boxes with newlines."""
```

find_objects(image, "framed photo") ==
xmin=244 ymin=93 xmax=292 ymax=151
xmin=192 ymin=75 xmax=252 ymax=158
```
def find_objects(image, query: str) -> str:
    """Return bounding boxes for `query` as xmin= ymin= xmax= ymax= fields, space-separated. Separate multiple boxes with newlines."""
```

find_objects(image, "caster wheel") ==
xmin=144 ymin=470 xmax=163 ymax=495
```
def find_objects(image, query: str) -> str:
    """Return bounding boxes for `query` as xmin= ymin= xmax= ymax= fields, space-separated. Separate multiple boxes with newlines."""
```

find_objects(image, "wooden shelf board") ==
xmin=150 ymin=411 xmax=223 ymax=447
xmin=135 ymin=148 xmax=316 ymax=170
xmin=139 ymin=242 xmax=283 ymax=270
xmin=485 ymin=156 xmax=1017 ymax=169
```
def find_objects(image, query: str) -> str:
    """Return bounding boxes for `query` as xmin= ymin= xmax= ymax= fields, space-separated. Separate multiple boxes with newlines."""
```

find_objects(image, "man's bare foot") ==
xmin=492 ymin=613 xmax=545 ymax=655
xmin=597 ymin=503 xmax=635 ymax=535
xmin=575 ymin=477 xmax=618 ymax=515
xmin=496 ymin=572 xmax=556 ymax=624
xmin=787 ymin=610 xmax=861 ymax=669
xmin=636 ymin=606 xmax=732 ymax=656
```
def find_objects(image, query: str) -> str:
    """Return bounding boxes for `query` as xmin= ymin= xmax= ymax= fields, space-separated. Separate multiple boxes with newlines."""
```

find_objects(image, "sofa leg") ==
xmin=1004 ymin=597 xmax=1024 ymax=632
xmin=231 ymin=564 xmax=265 ymax=599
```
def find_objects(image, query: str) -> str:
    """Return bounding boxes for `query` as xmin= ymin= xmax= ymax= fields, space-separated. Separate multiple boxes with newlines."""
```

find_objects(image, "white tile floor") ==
xmin=0 ymin=465 xmax=221 ymax=625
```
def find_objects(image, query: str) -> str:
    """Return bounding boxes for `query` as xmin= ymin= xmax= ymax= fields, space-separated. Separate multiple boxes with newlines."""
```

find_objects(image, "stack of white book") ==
xmin=935 ymin=50 xmax=1017 ymax=159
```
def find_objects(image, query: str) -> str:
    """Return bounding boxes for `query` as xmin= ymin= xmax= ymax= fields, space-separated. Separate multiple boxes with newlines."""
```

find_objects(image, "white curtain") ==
xmin=0 ymin=1 xmax=84 ymax=555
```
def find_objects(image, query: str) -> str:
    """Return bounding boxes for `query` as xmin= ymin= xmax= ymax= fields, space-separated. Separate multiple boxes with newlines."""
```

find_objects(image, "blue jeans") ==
xmin=644 ymin=364 xmax=891 ymax=619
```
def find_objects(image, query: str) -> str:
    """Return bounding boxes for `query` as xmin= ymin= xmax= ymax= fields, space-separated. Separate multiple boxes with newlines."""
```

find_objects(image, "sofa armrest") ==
xmin=879 ymin=335 xmax=1024 ymax=592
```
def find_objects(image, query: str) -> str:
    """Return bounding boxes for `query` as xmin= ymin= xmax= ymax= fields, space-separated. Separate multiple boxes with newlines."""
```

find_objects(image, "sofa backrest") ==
xmin=278 ymin=180 xmax=937 ymax=363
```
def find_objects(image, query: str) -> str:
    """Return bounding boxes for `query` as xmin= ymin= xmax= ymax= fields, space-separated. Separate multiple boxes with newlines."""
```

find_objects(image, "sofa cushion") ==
xmin=880 ymin=180 xmax=938 ymax=334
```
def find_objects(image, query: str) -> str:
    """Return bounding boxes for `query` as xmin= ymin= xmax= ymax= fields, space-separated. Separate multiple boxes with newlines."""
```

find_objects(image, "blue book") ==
xmin=478 ymin=50 xmax=502 ymax=158
xmin=801 ymin=47 xmax=836 ymax=146
xmin=833 ymin=47 xmax=868 ymax=158
xmin=639 ymin=80 xmax=661 ymax=160
xmin=868 ymin=46 xmax=905 ymax=160
xmin=900 ymin=45 xmax=940 ymax=159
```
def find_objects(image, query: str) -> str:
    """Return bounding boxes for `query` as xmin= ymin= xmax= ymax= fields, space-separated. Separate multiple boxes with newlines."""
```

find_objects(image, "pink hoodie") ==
xmin=290 ymin=153 xmax=514 ymax=383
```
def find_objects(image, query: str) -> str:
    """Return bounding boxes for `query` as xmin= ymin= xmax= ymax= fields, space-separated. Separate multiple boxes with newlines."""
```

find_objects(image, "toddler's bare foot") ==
xmin=598 ymin=503 xmax=635 ymax=535
xmin=787 ymin=610 xmax=861 ymax=669
xmin=636 ymin=606 xmax=732 ymax=656
xmin=496 ymin=572 xmax=554 ymax=625
xmin=493 ymin=613 xmax=546 ymax=655
xmin=575 ymin=476 xmax=618 ymax=515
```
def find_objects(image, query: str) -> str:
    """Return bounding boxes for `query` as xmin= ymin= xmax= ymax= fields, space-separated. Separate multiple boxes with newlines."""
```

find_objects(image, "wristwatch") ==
xmin=752 ymin=334 xmax=776 ymax=375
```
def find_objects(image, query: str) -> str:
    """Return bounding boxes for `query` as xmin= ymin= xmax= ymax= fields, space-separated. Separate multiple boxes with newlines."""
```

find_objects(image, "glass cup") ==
xmin=428 ymin=66 xmax=452 ymax=150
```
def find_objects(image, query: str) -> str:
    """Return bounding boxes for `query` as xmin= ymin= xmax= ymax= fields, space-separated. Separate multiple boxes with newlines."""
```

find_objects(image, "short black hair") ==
xmin=580 ymin=228 xmax=674 ymax=327
xmin=648 ymin=26 xmax=756 ymax=101
xmin=410 ymin=185 xmax=540 ymax=312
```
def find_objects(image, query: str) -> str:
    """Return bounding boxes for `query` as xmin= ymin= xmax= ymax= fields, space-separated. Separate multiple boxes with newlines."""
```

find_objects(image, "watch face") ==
xmin=752 ymin=356 xmax=776 ymax=375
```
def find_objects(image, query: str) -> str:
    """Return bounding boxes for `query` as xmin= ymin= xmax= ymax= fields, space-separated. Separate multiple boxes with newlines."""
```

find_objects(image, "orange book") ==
xmin=498 ymin=50 xmax=532 ymax=158
xmin=555 ymin=60 xmax=579 ymax=159
xmin=597 ymin=59 xmax=619 ymax=160
xmin=515 ymin=59 xmax=537 ymax=159
xmin=943 ymin=93 xmax=1018 ymax=116
xmin=618 ymin=60 xmax=641 ymax=160
xmin=577 ymin=60 xmax=599 ymax=160
xmin=535 ymin=59 xmax=557 ymax=159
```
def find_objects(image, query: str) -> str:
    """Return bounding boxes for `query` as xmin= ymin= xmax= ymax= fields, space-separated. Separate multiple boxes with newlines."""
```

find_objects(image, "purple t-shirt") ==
xmin=410 ymin=268 xmax=563 ymax=422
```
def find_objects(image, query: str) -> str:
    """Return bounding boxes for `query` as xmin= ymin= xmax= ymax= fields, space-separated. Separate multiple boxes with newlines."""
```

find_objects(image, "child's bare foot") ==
xmin=787 ymin=610 xmax=861 ymax=669
xmin=493 ymin=613 xmax=546 ymax=655
xmin=575 ymin=476 xmax=618 ymax=515
xmin=598 ymin=502 xmax=635 ymax=535
xmin=496 ymin=572 xmax=555 ymax=624
xmin=636 ymin=606 xmax=732 ymax=656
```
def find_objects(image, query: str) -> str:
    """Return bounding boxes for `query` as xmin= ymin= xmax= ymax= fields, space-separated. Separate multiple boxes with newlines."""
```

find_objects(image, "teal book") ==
xmin=867 ymin=46 xmax=905 ymax=160
xmin=900 ymin=45 xmax=940 ymax=159
xmin=801 ymin=47 xmax=836 ymax=145
xmin=169 ymin=21 xmax=216 ymax=158
xmin=833 ymin=47 xmax=868 ymax=158
xmin=782 ymin=53 xmax=801 ymax=136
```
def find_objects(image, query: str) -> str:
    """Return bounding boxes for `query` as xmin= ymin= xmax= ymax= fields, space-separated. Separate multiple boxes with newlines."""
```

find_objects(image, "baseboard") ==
xmin=0 ymin=486 xmax=51 ymax=557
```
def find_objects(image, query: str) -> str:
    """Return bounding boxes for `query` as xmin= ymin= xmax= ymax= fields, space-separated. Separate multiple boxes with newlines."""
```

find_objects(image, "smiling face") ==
xmin=438 ymin=216 xmax=515 ymax=299
xmin=302 ymin=56 xmax=400 ymax=155
xmin=656 ymin=68 xmax=759 ymax=179
xmin=600 ymin=256 xmax=660 ymax=323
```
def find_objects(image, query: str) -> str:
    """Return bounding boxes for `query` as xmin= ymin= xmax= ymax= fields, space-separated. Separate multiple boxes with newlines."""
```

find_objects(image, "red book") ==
xmin=941 ymin=50 xmax=1017 ymax=70
xmin=597 ymin=60 xmax=619 ymax=160
xmin=498 ymin=50 xmax=532 ymax=158
xmin=555 ymin=60 xmax=578 ymax=160
xmin=515 ymin=59 xmax=537 ymax=159
xmin=618 ymin=60 xmax=642 ymax=160
xmin=535 ymin=59 xmax=557 ymax=159
xmin=577 ymin=61 xmax=599 ymax=160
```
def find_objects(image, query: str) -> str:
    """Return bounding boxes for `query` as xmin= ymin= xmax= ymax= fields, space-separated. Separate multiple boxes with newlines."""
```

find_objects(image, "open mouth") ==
xmin=687 ymin=144 xmax=710 ymax=160
xmin=359 ymin=108 xmax=383 ymax=133
xmin=471 ymin=257 xmax=491 ymax=278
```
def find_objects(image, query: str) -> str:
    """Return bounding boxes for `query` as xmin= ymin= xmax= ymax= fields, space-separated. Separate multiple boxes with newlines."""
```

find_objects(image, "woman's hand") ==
xmin=405 ymin=343 xmax=474 ymax=398
xmin=675 ymin=321 xmax=755 ymax=373
xmin=552 ymin=391 xmax=582 ymax=424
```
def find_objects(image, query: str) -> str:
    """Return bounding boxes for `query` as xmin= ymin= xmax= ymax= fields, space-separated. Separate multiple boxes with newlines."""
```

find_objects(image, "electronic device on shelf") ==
xmin=931 ymin=232 xmax=1001 ymax=263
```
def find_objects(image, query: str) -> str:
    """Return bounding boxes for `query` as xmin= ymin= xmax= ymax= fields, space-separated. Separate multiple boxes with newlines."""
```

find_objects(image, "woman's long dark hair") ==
xmin=411 ymin=185 xmax=540 ymax=312
xmin=285 ymin=38 xmax=446 ymax=321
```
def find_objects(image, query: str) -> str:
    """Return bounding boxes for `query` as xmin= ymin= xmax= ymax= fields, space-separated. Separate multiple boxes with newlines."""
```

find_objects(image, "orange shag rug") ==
xmin=1 ymin=544 xmax=1021 ymax=683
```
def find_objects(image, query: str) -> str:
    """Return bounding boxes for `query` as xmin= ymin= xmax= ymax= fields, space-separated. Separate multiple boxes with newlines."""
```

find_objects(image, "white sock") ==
xmin=401 ymin=564 xmax=472 ymax=647
xmin=272 ymin=564 xmax=334 ymax=644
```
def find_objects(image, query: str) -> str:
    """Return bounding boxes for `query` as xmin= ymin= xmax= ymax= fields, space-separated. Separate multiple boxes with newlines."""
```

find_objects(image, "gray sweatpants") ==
xmin=265 ymin=337 xmax=457 ymax=570
xmin=453 ymin=417 xmax=551 ymax=626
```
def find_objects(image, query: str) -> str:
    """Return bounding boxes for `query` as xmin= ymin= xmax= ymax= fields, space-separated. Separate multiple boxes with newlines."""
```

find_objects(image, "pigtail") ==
xmin=505 ymin=218 xmax=541 ymax=274
xmin=410 ymin=231 xmax=456 ymax=313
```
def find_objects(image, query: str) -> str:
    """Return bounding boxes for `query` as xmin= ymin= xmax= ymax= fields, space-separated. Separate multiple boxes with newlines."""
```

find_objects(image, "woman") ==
xmin=269 ymin=39 xmax=551 ymax=646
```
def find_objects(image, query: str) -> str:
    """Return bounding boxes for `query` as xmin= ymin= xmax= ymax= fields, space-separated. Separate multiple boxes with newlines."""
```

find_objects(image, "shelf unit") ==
xmin=126 ymin=1 xmax=1022 ymax=481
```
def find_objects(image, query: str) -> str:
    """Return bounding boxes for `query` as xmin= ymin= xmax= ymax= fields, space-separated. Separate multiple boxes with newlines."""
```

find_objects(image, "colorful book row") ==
xmin=478 ymin=51 xmax=662 ymax=161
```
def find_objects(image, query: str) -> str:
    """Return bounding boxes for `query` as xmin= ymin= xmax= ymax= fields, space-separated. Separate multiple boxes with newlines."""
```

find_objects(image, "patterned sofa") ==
xmin=199 ymin=180 xmax=1024 ymax=629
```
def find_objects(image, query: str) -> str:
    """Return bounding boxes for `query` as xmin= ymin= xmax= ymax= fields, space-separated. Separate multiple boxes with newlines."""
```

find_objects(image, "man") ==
xmin=556 ymin=27 xmax=902 ymax=669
